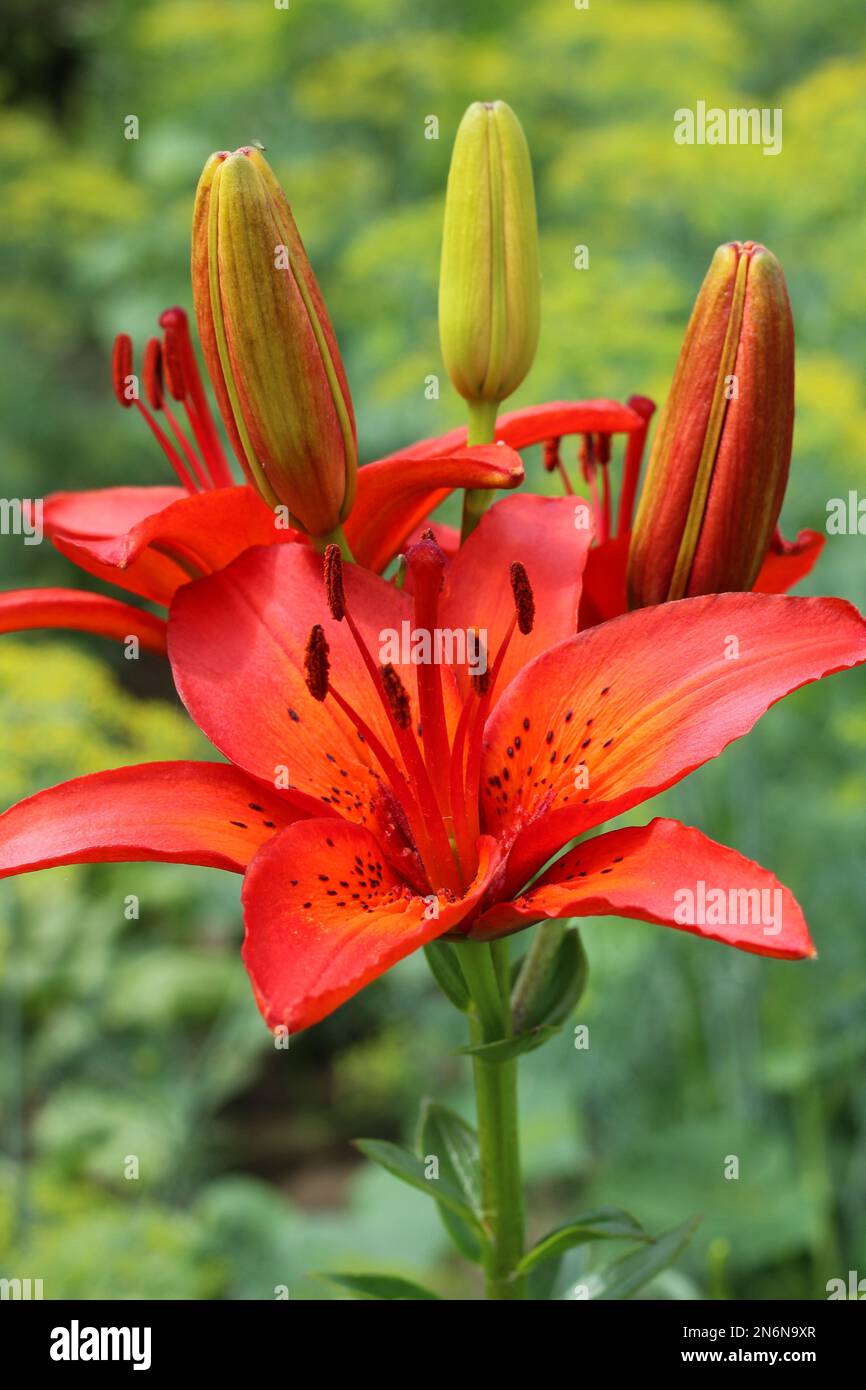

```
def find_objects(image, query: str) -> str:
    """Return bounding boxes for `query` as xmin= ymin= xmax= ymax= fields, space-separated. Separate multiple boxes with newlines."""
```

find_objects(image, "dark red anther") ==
xmin=142 ymin=338 xmax=164 ymax=410
xmin=579 ymin=433 xmax=596 ymax=482
xmin=510 ymin=561 xmax=535 ymax=635
xmin=112 ymin=334 xmax=135 ymax=408
xmin=596 ymin=433 xmax=612 ymax=466
xmin=161 ymin=323 xmax=187 ymax=402
xmin=324 ymin=544 xmax=346 ymax=621
xmin=542 ymin=437 xmax=562 ymax=472
xmin=381 ymin=663 xmax=411 ymax=729
xmin=304 ymin=624 xmax=330 ymax=702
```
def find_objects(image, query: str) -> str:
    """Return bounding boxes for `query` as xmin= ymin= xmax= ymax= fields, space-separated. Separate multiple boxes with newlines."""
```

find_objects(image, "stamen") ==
xmin=381 ymin=663 xmax=411 ymax=729
xmin=161 ymin=322 xmax=187 ymax=401
xmin=112 ymin=335 xmax=134 ymax=408
xmin=510 ymin=562 xmax=535 ymax=634
xmin=542 ymin=438 xmax=561 ymax=472
xmin=324 ymin=544 xmax=346 ymax=620
xmin=142 ymin=338 xmax=165 ymax=410
xmin=158 ymin=306 xmax=233 ymax=488
xmin=304 ymin=624 xmax=330 ymax=702
xmin=405 ymin=536 xmax=452 ymax=816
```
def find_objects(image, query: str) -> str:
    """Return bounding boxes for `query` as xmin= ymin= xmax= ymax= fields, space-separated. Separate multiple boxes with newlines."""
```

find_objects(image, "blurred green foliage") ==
xmin=1 ymin=0 xmax=865 ymax=1299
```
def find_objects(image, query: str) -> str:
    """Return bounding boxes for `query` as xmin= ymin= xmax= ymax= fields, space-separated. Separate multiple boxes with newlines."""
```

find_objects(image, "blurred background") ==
xmin=1 ymin=0 xmax=865 ymax=1299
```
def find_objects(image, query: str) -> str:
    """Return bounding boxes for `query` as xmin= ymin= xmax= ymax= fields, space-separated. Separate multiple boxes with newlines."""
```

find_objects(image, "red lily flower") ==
xmin=1 ymin=333 xmax=644 ymax=649
xmin=1 ymin=495 xmax=863 ymax=1034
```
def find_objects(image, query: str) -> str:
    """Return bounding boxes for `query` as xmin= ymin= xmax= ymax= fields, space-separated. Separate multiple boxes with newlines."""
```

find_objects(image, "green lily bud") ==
xmin=192 ymin=146 xmax=357 ymax=537
xmin=439 ymin=101 xmax=541 ymax=408
xmin=627 ymin=241 xmax=794 ymax=607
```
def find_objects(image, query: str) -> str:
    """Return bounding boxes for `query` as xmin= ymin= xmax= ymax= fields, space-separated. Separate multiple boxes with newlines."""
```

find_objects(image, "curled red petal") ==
xmin=0 ymin=761 xmax=301 ymax=878
xmin=0 ymin=588 xmax=167 ymax=655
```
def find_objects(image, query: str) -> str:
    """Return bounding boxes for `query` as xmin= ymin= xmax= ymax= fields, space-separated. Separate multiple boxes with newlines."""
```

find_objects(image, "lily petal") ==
xmin=45 ymin=485 xmax=301 ymax=605
xmin=471 ymin=817 xmax=814 ymax=960
xmin=0 ymin=761 xmax=299 ymax=877
xmin=0 ymin=589 xmax=167 ymax=655
xmin=483 ymin=593 xmax=866 ymax=894
xmin=753 ymin=528 xmax=824 ymax=594
xmin=440 ymin=493 xmax=594 ymax=701
xmin=345 ymin=444 xmax=524 ymax=573
xmin=241 ymin=819 xmax=501 ymax=1032
xmin=169 ymin=543 xmax=458 ymax=822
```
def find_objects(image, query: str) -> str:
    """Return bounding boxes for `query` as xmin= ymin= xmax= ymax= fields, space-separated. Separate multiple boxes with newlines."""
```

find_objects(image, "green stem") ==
xmin=312 ymin=522 xmax=354 ymax=561
xmin=460 ymin=399 xmax=500 ymax=542
xmin=459 ymin=939 xmax=527 ymax=1299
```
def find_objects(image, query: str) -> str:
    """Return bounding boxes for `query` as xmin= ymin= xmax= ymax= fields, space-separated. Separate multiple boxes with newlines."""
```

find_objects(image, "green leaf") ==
xmin=517 ymin=927 xmax=589 ymax=1032
xmin=317 ymin=1271 xmax=440 ymax=1300
xmin=516 ymin=1207 xmax=650 ymax=1276
xmin=423 ymin=941 xmax=471 ymax=1011
xmin=456 ymin=1025 xmax=559 ymax=1062
xmin=352 ymin=1138 xmax=483 ymax=1229
xmin=560 ymin=1215 xmax=701 ymax=1301
xmin=416 ymin=1100 xmax=484 ymax=1263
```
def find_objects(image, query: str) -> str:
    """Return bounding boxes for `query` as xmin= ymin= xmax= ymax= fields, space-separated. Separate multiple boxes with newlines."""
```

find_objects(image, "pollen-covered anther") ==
xmin=111 ymin=334 xmax=134 ymax=408
xmin=304 ymin=624 xmax=330 ymax=702
xmin=596 ymin=433 xmax=612 ymax=466
xmin=380 ymin=663 xmax=412 ymax=730
xmin=324 ymin=544 xmax=346 ymax=621
xmin=142 ymin=338 xmax=165 ymax=410
xmin=542 ymin=437 xmax=562 ymax=472
xmin=510 ymin=561 xmax=535 ymax=635
xmin=161 ymin=323 xmax=187 ymax=402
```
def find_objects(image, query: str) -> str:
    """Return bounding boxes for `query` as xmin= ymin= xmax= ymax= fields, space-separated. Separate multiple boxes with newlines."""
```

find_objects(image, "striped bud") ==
xmin=192 ymin=146 xmax=357 ymax=536
xmin=439 ymin=101 xmax=540 ymax=407
xmin=627 ymin=241 xmax=794 ymax=607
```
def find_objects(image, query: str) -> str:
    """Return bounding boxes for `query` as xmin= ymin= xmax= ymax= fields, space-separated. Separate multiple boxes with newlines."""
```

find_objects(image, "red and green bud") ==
xmin=439 ymin=101 xmax=541 ymax=408
xmin=192 ymin=146 xmax=357 ymax=537
xmin=627 ymin=241 xmax=794 ymax=608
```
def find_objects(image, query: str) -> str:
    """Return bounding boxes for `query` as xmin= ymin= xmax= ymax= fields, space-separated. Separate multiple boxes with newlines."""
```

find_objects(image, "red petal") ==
xmin=471 ymin=818 xmax=814 ymax=960
xmin=0 ymin=761 xmax=299 ymax=877
xmin=45 ymin=485 xmax=301 ymax=605
xmin=169 ymin=543 xmax=455 ymax=822
xmin=345 ymin=444 xmax=524 ymax=573
xmin=440 ymin=493 xmax=594 ymax=702
xmin=0 ymin=589 xmax=167 ymax=655
xmin=577 ymin=534 xmax=630 ymax=629
xmin=483 ymin=593 xmax=866 ymax=894
xmin=241 ymin=820 xmax=501 ymax=1031
xmin=753 ymin=528 xmax=824 ymax=594
xmin=495 ymin=399 xmax=645 ymax=449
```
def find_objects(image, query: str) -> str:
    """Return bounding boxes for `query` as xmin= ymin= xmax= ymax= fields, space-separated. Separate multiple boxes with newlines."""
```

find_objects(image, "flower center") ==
xmin=304 ymin=539 xmax=534 ymax=898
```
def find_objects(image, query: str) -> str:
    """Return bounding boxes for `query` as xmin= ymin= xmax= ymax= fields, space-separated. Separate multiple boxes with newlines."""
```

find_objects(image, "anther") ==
xmin=543 ymin=437 xmax=561 ymax=472
xmin=161 ymin=323 xmax=187 ymax=401
xmin=324 ymin=544 xmax=346 ymax=621
xmin=142 ymin=338 xmax=164 ymax=410
xmin=112 ymin=334 xmax=134 ymax=408
xmin=381 ymin=663 xmax=412 ymax=729
xmin=304 ymin=624 xmax=330 ymax=701
xmin=510 ymin=561 xmax=535 ymax=635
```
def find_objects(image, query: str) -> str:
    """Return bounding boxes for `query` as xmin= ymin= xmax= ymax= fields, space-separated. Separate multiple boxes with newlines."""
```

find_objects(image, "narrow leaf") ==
xmin=517 ymin=1207 xmax=650 ymax=1276
xmin=353 ymin=1137 xmax=483 ymax=1228
xmin=317 ymin=1271 xmax=440 ymax=1300
xmin=424 ymin=941 xmax=471 ymax=1011
xmin=416 ymin=1100 xmax=485 ymax=1263
xmin=561 ymin=1215 xmax=701 ymax=1301
xmin=456 ymin=1024 xmax=559 ymax=1062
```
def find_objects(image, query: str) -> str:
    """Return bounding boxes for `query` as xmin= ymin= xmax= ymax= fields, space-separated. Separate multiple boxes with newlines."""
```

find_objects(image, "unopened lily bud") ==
xmin=439 ymin=101 xmax=540 ymax=407
xmin=627 ymin=241 xmax=794 ymax=607
xmin=192 ymin=146 xmax=357 ymax=536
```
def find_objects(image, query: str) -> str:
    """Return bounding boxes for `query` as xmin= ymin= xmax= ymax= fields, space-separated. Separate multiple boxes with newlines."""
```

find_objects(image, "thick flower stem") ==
xmin=312 ymin=522 xmax=354 ymax=561
xmin=460 ymin=939 xmax=527 ymax=1299
xmin=460 ymin=399 xmax=500 ymax=541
